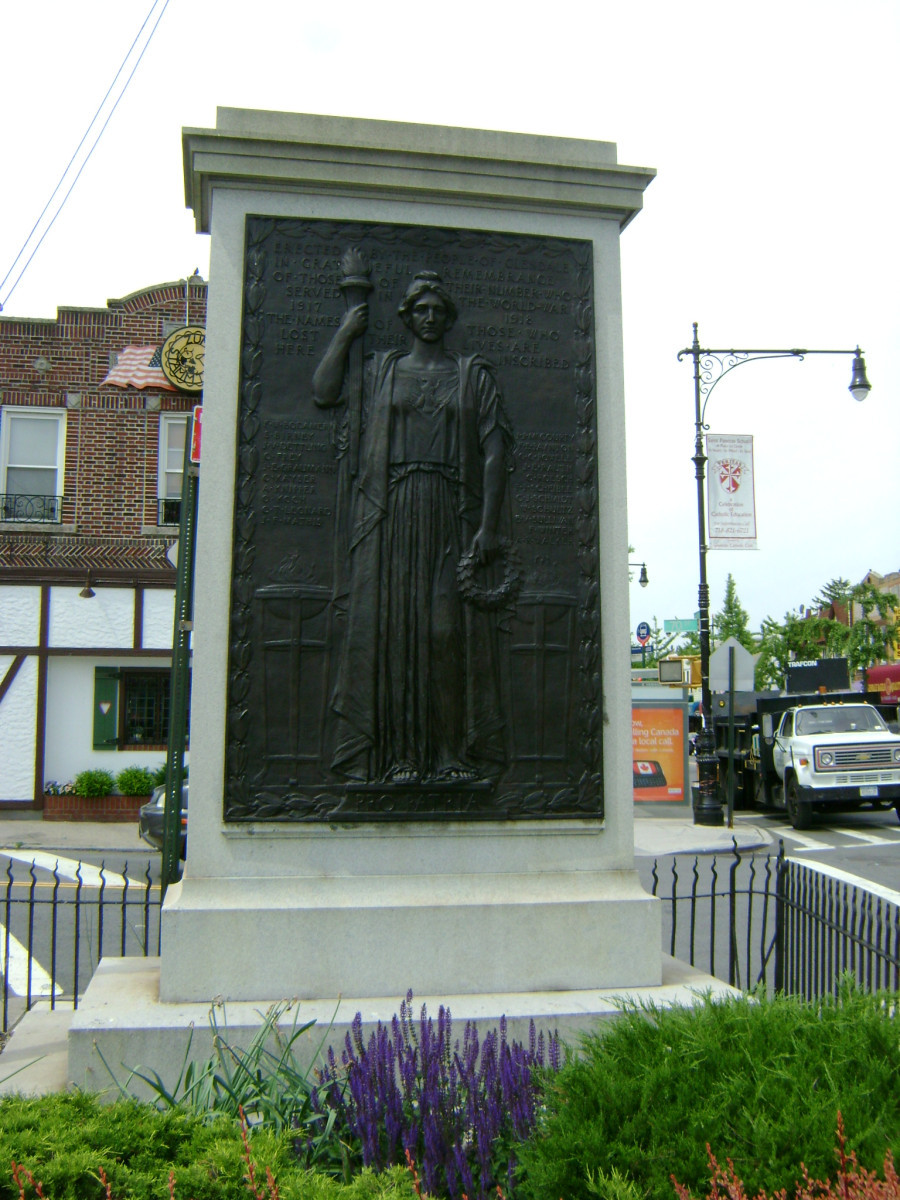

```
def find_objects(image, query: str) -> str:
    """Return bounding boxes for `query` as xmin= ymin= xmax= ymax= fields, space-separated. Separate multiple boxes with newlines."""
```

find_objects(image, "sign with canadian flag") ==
xmin=707 ymin=433 xmax=757 ymax=550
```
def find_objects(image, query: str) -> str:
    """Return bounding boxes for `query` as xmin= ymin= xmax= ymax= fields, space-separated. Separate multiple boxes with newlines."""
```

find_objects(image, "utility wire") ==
xmin=0 ymin=0 xmax=172 ymax=312
xmin=0 ymin=2 xmax=162 ymax=302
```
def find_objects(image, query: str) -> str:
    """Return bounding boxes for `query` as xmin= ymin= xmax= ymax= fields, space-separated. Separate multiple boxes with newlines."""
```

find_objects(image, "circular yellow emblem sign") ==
xmin=161 ymin=325 xmax=205 ymax=393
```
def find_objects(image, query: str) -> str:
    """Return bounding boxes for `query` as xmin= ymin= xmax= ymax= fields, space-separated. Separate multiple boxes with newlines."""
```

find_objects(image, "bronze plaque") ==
xmin=225 ymin=217 xmax=602 ymax=821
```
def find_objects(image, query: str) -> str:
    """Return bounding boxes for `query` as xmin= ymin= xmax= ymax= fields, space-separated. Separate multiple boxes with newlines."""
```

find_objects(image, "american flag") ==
xmin=101 ymin=346 xmax=176 ymax=391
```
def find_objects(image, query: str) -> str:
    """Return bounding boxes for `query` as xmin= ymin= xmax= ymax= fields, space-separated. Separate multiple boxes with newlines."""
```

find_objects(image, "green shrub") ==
xmin=0 ymin=1094 xmax=422 ymax=1199
xmin=673 ymin=1113 xmax=900 ymax=1200
xmin=73 ymin=768 xmax=115 ymax=798
xmin=150 ymin=762 xmax=168 ymax=786
xmin=517 ymin=987 xmax=900 ymax=1200
xmin=115 ymin=765 xmax=156 ymax=796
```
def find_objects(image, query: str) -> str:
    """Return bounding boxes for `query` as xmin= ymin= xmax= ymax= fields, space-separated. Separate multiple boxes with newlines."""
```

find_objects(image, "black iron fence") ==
xmin=1 ymin=859 xmax=161 ymax=1033
xmin=775 ymin=853 xmax=900 ymax=997
xmin=648 ymin=843 xmax=781 ymax=993
xmin=1 ymin=845 xmax=899 ymax=1034
xmin=0 ymin=494 xmax=61 ymax=523
xmin=648 ymin=841 xmax=900 ymax=997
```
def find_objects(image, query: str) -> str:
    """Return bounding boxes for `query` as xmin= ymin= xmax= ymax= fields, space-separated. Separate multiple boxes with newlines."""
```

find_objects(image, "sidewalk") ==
xmin=0 ymin=815 xmax=148 ymax=856
xmin=633 ymin=806 xmax=773 ymax=857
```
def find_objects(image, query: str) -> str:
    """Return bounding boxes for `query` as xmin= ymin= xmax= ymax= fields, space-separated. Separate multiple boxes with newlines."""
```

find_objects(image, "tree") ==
xmin=754 ymin=577 xmax=899 ymax=689
xmin=675 ymin=576 xmax=755 ymax=663
xmin=754 ymin=608 xmax=834 ymax=690
xmin=846 ymin=582 xmax=897 ymax=672
xmin=713 ymin=574 xmax=756 ymax=652
xmin=812 ymin=577 xmax=852 ymax=610
xmin=639 ymin=617 xmax=680 ymax=667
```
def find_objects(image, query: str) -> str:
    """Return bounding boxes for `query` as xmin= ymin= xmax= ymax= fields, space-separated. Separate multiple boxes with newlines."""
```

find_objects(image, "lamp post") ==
xmin=630 ymin=561 xmax=649 ymax=588
xmin=630 ymin=562 xmax=650 ymax=663
xmin=678 ymin=322 xmax=871 ymax=826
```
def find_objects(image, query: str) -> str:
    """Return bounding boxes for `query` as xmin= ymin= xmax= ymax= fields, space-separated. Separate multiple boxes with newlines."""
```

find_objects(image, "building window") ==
xmin=92 ymin=666 xmax=188 ymax=749
xmin=122 ymin=669 xmax=171 ymax=745
xmin=158 ymin=415 xmax=187 ymax=525
xmin=0 ymin=407 xmax=65 ymax=522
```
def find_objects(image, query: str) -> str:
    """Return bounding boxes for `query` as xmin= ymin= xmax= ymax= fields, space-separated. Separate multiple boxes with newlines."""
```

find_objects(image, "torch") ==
xmin=339 ymin=247 xmax=373 ymax=477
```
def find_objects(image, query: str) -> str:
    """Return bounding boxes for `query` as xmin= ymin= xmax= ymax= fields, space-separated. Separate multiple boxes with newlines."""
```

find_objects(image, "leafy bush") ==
xmin=673 ymin=1113 xmax=900 ymax=1200
xmin=0 ymin=1094 xmax=423 ymax=1199
xmin=516 ymin=986 xmax=900 ymax=1200
xmin=150 ymin=762 xmax=168 ymax=786
xmin=115 ymin=765 xmax=157 ymax=795
xmin=73 ymin=768 xmax=115 ymax=797
xmin=311 ymin=990 xmax=561 ymax=1200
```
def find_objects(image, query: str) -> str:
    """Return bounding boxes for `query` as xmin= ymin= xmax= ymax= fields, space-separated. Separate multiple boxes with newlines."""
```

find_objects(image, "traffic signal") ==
xmin=658 ymin=656 xmax=701 ymax=686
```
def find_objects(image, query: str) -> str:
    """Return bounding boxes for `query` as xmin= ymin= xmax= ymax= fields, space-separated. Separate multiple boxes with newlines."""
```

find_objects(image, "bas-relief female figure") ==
xmin=312 ymin=271 xmax=514 ymax=786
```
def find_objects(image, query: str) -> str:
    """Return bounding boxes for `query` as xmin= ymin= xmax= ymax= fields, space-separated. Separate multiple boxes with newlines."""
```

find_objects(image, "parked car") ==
xmin=139 ymin=781 xmax=188 ymax=858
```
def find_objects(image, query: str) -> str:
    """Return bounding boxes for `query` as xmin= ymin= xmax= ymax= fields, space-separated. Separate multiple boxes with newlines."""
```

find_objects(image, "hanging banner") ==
xmin=707 ymin=433 xmax=757 ymax=549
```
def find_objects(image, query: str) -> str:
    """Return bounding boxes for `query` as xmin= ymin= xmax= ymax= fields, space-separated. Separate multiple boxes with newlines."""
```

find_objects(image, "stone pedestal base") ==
xmin=159 ymin=866 xmax=660 ymax=1002
xmin=68 ymin=956 xmax=739 ymax=1100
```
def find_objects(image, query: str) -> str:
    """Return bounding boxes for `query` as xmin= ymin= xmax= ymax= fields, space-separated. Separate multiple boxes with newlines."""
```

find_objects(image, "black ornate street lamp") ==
xmin=630 ymin=561 xmax=649 ymax=588
xmin=678 ymin=323 xmax=871 ymax=826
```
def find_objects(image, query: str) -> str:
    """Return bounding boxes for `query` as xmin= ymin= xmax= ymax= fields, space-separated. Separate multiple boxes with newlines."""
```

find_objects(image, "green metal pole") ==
xmin=162 ymin=412 xmax=199 ymax=895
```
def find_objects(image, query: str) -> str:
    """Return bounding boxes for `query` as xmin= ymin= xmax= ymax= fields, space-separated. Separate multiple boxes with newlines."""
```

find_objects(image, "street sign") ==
xmin=664 ymin=617 xmax=699 ymax=633
xmin=709 ymin=638 xmax=757 ymax=691
xmin=189 ymin=405 xmax=203 ymax=464
xmin=636 ymin=621 xmax=651 ymax=646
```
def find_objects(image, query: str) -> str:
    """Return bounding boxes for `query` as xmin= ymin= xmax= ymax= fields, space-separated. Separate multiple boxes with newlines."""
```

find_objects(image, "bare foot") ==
xmin=384 ymin=762 xmax=420 ymax=785
xmin=432 ymin=763 xmax=481 ymax=783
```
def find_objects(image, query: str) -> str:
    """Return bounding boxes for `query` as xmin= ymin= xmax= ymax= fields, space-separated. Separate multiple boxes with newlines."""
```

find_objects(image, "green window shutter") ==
xmin=93 ymin=667 xmax=120 ymax=749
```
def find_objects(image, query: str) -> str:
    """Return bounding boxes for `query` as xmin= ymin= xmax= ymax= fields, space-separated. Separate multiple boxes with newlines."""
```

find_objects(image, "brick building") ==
xmin=0 ymin=279 xmax=206 ymax=806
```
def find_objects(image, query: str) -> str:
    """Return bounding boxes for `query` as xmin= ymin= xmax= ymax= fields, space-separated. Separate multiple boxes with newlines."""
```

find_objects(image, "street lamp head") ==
xmin=849 ymin=348 xmax=871 ymax=402
xmin=629 ymin=561 xmax=649 ymax=587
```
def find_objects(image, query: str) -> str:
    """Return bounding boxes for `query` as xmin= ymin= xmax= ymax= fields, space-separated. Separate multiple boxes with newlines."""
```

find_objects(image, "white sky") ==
xmin=2 ymin=0 xmax=897 ymax=642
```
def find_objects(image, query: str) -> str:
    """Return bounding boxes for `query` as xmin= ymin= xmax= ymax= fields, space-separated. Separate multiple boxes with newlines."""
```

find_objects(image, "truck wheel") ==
xmin=785 ymin=777 xmax=813 ymax=830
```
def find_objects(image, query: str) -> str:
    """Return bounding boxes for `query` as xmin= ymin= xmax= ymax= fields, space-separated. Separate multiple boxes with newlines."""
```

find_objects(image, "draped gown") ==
xmin=329 ymin=350 xmax=513 ymax=784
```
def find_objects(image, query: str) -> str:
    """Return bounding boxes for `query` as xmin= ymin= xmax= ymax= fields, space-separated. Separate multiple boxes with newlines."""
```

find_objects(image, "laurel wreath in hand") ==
xmin=457 ymin=538 xmax=523 ymax=612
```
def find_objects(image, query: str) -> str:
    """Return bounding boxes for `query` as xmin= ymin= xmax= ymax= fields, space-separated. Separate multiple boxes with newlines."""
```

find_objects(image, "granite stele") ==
xmin=68 ymin=110 xmax=733 ymax=1094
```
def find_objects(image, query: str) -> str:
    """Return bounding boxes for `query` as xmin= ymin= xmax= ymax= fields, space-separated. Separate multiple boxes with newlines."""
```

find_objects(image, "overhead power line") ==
xmin=0 ymin=0 xmax=172 ymax=313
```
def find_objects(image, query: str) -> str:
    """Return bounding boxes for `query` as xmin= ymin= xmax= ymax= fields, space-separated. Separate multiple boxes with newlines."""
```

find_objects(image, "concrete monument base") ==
xmin=69 ymin=955 xmax=738 ymax=1100
xmin=160 ymin=821 xmax=660 ymax=1002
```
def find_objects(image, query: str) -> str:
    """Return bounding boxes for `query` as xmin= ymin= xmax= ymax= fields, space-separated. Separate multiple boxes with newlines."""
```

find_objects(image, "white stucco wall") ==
xmin=0 ymin=585 xmax=41 ymax=645
xmin=143 ymin=590 xmax=177 ymax=649
xmin=0 ymin=655 xmax=38 ymax=800
xmin=44 ymin=656 xmax=171 ymax=784
xmin=0 ymin=583 xmax=184 ymax=803
xmin=49 ymin=587 xmax=133 ymax=648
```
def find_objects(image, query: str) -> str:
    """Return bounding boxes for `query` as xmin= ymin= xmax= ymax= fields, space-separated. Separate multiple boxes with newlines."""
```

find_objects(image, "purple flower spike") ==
xmin=307 ymin=991 xmax=562 ymax=1198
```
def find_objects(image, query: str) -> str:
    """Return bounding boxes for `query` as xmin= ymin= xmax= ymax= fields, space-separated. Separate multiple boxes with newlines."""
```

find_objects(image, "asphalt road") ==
xmin=733 ymin=806 xmax=900 ymax=894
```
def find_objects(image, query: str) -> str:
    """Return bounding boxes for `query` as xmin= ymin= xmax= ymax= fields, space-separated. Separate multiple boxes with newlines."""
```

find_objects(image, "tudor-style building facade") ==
xmin=0 ymin=279 xmax=206 ymax=806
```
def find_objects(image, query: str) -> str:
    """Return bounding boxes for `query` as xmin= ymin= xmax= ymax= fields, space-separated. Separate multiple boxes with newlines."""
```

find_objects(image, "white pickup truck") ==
xmin=766 ymin=702 xmax=900 ymax=829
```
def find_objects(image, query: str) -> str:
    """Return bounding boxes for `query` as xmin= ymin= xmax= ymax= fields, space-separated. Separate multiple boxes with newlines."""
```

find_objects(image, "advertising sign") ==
xmin=632 ymin=702 xmax=689 ymax=803
xmin=707 ymin=433 xmax=757 ymax=549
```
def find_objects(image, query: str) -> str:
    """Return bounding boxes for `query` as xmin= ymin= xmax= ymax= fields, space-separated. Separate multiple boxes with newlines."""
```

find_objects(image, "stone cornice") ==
xmin=182 ymin=109 xmax=655 ymax=234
